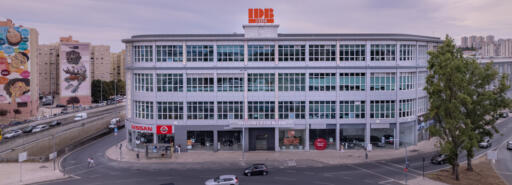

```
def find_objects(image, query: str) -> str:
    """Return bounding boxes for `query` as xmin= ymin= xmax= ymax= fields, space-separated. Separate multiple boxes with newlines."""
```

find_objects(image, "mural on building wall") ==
xmin=60 ymin=43 xmax=91 ymax=97
xmin=0 ymin=25 xmax=31 ymax=105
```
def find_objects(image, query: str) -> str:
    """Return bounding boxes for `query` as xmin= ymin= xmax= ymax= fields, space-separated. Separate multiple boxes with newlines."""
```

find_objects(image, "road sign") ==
xmin=18 ymin=152 xmax=27 ymax=162
xmin=114 ymin=127 xmax=118 ymax=135
xmin=49 ymin=152 xmax=57 ymax=160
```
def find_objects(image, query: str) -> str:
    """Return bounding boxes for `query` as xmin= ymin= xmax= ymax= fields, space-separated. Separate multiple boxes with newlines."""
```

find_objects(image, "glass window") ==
xmin=309 ymin=129 xmax=336 ymax=150
xmin=340 ymin=44 xmax=366 ymax=61
xmin=133 ymin=45 xmax=153 ymax=62
xmin=279 ymin=129 xmax=305 ymax=150
xmin=370 ymin=72 xmax=396 ymax=91
xmin=248 ymin=45 xmax=275 ymax=62
xmin=309 ymin=73 xmax=336 ymax=91
xmin=399 ymin=44 xmax=416 ymax=61
xmin=217 ymin=76 xmax=244 ymax=92
xmin=370 ymin=44 xmax=396 ymax=61
xmin=218 ymin=131 xmax=242 ymax=151
xmin=278 ymin=45 xmax=305 ymax=62
xmin=187 ymin=76 xmax=214 ymax=92
xmin=156 ymin=45 xmax=183 ymax=62
xmin=417 ymin=96 xmax=428 ymax=115
xmin=399 ymin=99 xmax=415 ymax=118
xmin=278 ymin=73 xmax=305 ymax=91
xmin=278 ymin=101 xmax=306 ymax=119
xmin=340 ymin=101 xmax=365 ymax=119
xmin=156 ymin=73 xmax=183 ymax=92
xmin=187 ymin=131 xmax=214 ymax=151
xmin=418 ymin=45 xmax=428 ymax=60
xmin=418 ymin=71 xmax=427 ymax=90
xmin=248 ymin=101 xmax=275 ymax=119
xmin=134 ymin=101 xmax=154 ymax=119
xmin=157 ymin=101 xmax=183 ymax=120
xmin=217 ymin=45 xmax=244 ymax=62
xmin=217 ymin=101 xmax=244 ymax=120
xmin=309 ymin=101 xmax=336 ymax=119
xmin=134 ymin=73 xmax=153 ymax=92
xmin=309 ymin=44 xmax=336 ymax=62
xmin=399 ymin=72 xmax=416 ymax=91
xmin=370 ymin=100 xmax=395 ymax=118
xmin=339 ymin=73 xmax=365 ymax=91
xmin=186 ymin=45 xmax=214 ymax=62
xmin=248 ymin=73 xmax=275 ymax=92
xmin=187 ymin=102 xmax=214 ymax=120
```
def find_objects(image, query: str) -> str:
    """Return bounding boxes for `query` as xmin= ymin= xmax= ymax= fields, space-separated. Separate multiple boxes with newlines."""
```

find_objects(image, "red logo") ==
xmin=131 ymin=125 xmax=152 ymax=132
xmin=248 ymin=8 xmax=274 ymax=23
xmin=156 ymin=125 xmax=172 ymax=135
xmin=314 ymin=138 xmax=327 ymax=150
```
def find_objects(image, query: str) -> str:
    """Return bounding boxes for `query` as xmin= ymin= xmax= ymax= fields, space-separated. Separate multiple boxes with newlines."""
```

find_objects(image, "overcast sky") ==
xmin=3 ymin=0 xmax=511 ymax=52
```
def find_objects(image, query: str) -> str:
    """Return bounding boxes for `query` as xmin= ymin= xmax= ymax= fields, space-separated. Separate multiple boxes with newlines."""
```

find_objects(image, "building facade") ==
xmin=0 ymin=19 xmax=39 ymax=120
xmin=91 ymin=45 xmax=112 ymax=81
xmin=123 ymin=24 xmax=442 ymax=152
xmin=111 ymin=50 xmax=126 ymax=81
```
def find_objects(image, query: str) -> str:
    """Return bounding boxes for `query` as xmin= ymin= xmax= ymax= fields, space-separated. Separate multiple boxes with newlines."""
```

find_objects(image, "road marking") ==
xmin=313 ymin=181 xmax=335 ymax=185
xmin=378 ymin=161 xmax=422 ymax=174
xmin=378 ymin=179 xmax=394 ymax=184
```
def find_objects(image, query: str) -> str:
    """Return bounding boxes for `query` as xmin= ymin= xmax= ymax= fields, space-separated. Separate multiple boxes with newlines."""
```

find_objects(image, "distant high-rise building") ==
xmin=91 ymin=45 xmax=112 ymax=81
xmin=486 ymin=35 xmax=495 ymax=44
xmin=461 ymin=36 xmax=469 ymax=48
xmin=37 ymin=44 xmax=59 ymax=96
xmin=111 ymin=50 xmax=125 ymax=82
xmin=469 ymin=35 xmax=477 ymax=48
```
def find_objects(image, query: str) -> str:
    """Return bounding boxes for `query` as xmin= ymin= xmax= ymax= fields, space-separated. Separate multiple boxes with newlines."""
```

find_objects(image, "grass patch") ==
xmin=427 ymin=156 xmax=506 ymax=185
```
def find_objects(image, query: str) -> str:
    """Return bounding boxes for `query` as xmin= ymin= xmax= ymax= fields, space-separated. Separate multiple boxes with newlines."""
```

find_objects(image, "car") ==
xmin=56 ymin=104 xmax=66 ymax=108
xmin=3 ymin=130 xmax=22 ymax=139
xmin=22 ymin=126 xmax=34 ymax=133
xmin=74 ymin=113 xmax=87 ymax=120
xmin=8 ymin=121 xmax=23 ymax=127
xmin=49 ymin=121 xmax=61 ymax=127
xmin=507 ymin=140 xmax=512 ymax=150
xmin=479 ymin=137 xmax=492 ymax=148
xmin=32 ymin=124 xmax=49 ymax=133
xmin=370 ymin=136 xmax=385 ymax=147
xmin=431 ymin=154 xmax=449 ymax=165
xmin=383 ymin=134 xmax=394 ymax=144
xmin=244 ymin=164 xmax=269 ymax=176
xmin=500 ymin=112 xmax=509 ymax=118
xmin=204 ymin=175 xmax=239 ymax=185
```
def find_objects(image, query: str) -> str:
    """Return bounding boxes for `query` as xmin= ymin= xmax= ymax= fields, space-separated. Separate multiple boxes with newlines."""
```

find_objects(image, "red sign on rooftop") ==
xmin=248 ymin=8 xmax=274 ymax=24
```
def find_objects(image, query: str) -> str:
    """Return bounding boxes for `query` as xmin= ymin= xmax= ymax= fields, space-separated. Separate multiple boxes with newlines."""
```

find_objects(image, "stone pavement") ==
xmin=106 ymin=138 xmax=440 ymax=169
xmin=0 ymin=162 xmax=64 ymax=185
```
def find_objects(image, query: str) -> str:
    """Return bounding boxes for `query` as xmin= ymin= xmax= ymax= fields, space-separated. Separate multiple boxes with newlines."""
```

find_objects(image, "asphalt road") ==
xmin=40 ymin=117 xmax=512 ymax=185
xmin=492 ymin=117 xmax=512 ymax=185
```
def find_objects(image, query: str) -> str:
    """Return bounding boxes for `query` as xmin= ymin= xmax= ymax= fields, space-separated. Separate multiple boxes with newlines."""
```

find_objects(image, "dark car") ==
xmin=49 ymin=121 xmax=61 ymax=127
xmin=370 ymin=136 xmax=385 ymax=147
xmin=8 ymin=121 xmax=23 ymax=127
xmin=243 ymin=164 xmax=268 ymax=176
xmin=22 ymin=126 xmax=34 ymax=133
xmin=431 ymin=154 xmax=449 ymax=165
xmin=383 ymin=134 xmax=394 ymax=144
xmin=56 ymin=104 xmax=66 ymax=108
xmin=500 ymin=112 xmax=509 ymax=118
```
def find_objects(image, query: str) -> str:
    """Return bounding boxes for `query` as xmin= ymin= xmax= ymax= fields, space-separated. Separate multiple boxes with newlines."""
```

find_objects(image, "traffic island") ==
xmin=426 ymin=156 xmax=507 ymax=185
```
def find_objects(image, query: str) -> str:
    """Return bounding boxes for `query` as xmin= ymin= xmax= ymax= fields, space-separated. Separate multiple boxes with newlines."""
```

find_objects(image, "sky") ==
xmin=2 ymin=0 xmax=512 ymax=52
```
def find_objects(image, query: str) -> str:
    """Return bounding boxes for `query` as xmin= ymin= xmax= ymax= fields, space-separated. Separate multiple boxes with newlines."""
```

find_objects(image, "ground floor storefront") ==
xmin=126 ymin=121 xmax=420 ymax=152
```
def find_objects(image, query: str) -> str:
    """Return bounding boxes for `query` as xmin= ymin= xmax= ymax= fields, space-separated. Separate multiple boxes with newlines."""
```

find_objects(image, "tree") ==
xmin=66 ymin=96 xmax=80 ymax=105
xmin=460 ymin=60 xmax=511 ymax=171
xmin=426 ymin=36 xmax=469 ymax=181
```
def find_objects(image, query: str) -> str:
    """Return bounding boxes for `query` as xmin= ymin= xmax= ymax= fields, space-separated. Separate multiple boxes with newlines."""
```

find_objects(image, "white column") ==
xmin=336 ymin=123 xmax=340 ymax=151
xmin=275 ymin=127 xmax=279 ymax=151
xmin=305 ymin=124 xmax=310 ymax=151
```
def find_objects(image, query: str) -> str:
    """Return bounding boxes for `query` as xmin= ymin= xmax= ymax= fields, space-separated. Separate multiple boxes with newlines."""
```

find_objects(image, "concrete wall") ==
xmin=0 ymin=112 xmax=123 ymax=162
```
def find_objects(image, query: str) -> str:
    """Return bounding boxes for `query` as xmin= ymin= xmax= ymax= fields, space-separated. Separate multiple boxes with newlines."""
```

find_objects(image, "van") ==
xmin=74 ymin=113 xmax=87 ymax=121
xmin=108 ymin=118 xmax=122 ymax=129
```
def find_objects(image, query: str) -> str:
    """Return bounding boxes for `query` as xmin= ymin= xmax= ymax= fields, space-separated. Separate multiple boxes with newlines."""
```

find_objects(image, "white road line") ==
xmin=378 ymin=179 xmax=394 ymax=184
xmin=378 ymin=161 xmax=423 ymax=174
xmin=347 ymin=164 xmax=397 ymax=182
xmin=274 ymin=176 xmax=296 ymax=181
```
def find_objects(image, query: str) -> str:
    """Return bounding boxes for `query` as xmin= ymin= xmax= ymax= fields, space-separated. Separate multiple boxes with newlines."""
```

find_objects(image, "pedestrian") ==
xmin=177 ymin=144 xmax=181 ymax=155
xmin=136 ymin=152 xmax=140 ymax=160
xmin=90 ymin=157 xmax=95 ymax=168
xmin=87 ymin=157 xmax=92 ymax=168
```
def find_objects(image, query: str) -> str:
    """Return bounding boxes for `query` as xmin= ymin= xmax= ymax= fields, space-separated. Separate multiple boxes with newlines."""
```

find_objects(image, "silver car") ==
xmin=32 ymin=124 xmax=49 ymax=133
xmin=3 ymin=130 xmax=22 ymax=139
xmin=479 ymin=137 xmax=492 ymax=148
xmin=204 ymin=175 xmax=239 ymax=185
xmin=507 ymin=141 xmax=512 ymax=150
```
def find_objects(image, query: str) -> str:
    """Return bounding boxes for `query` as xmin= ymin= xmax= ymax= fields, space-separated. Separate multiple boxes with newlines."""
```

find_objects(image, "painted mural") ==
xmin=60 ymin=43 xmax=90 ymax=97
xmin=0 ymin=25 xmax=31 ymax=105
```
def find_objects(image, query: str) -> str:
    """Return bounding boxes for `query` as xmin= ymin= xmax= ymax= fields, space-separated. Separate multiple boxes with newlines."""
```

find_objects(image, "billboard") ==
xmin=0 ymin=25 xmax=31 ymax=104
xmin=60 ymin=43 xmax=91 ymax=97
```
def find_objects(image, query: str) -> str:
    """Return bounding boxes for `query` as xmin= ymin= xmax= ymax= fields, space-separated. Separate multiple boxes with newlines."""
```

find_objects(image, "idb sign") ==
xmin=248 ymin=8 xmax=274 ymax=23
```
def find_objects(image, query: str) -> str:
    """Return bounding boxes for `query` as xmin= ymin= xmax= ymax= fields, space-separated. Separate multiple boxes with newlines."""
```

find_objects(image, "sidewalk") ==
xmin=106 ymin=138 xmax=439 ymax=168
xmin=0 ymin=162 xmax=64 ymax=185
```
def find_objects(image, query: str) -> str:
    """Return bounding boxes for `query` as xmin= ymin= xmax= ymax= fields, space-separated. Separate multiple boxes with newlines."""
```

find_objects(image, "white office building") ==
xmin=122 ymin=24 xmax=442 ymax=152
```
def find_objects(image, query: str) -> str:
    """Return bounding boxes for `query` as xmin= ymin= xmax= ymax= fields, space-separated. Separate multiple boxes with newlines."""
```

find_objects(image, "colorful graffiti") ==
xmin=0 ymin=25 xmax=31 ymax=105
xmin=60 ymin=43 xmax=90 ymax=97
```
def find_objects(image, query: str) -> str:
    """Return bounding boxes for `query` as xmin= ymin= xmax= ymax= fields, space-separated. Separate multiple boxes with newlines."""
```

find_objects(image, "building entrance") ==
xmin=249 ymin=128 xmax=275 ymax=151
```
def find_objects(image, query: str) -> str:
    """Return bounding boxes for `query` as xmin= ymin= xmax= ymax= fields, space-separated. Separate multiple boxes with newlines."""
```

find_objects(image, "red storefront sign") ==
xmin=156 ymin=125 xmax=172 ymax=135
xmin=314 ymin=138 xmax=327 ymax=150
xmin=248 ymin=8 xmax=274 ymax=23
xmin=131 ymin=124 xmax=152 ymax=132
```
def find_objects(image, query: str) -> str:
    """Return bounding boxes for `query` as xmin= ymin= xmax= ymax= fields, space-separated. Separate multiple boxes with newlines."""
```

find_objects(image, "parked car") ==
xmin=500 ymin=112 xmax=509 ymax=118
xmin=479 ymin=137 xmax=492 ymax=148
xmin=49 ymin=121 xmax=61 ymax=127
xmin=3 ymin=130 xmax=22 ymax=139
xmin=507 ymin=140 xmax=512 ymax=150
xmin=431 ymin=154 xmax=449 ymax=165
xmin=56 ymin=104 xmax=66 ymax=108
xmin=204 ymin=175 xmax=239 ymax=185
xmin=370 ymin=136 xmax=385 ymax=147
xmin=383 ymin=134 xmax=394 ymax=144
xmin=32 ymin=124 xmax=49 ymax=133
xmin=108 ymin=118 xmax=123 ymax=129
xmin=8 ymin=121 xmax=23 ymax=127
xmin=74 ymin=113 xmax=87 ymax=121
xmin=22 ymin=126 xmax=34 ymax=133
xmin=244 ymin=164 xmax=269 ymax=176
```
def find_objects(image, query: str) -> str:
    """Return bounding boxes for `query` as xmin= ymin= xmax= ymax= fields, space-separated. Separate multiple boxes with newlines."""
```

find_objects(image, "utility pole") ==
xmin=405 ymin=144 xmax=408 ymax=185
xmin=100 ymin=80 xmax=103 ymax=103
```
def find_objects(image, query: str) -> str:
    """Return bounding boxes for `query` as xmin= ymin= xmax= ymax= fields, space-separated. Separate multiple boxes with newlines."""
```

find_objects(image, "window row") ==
xmin=133 ymin=44 xmax=429 ymax=63
xmin=135 ymin=72 xmax=424 ymax=92
xmin=135 ymin=100 xmax=423 ymax=120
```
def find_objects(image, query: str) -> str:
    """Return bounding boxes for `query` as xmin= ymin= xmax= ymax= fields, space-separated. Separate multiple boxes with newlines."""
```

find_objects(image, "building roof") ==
xmin=123 ymin=33 xmax=442 ymax=43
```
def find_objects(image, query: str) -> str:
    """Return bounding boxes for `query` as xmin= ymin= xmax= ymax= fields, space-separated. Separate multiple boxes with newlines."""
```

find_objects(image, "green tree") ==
xmin=426 ymin=36 xmax=468 ymax=181
xmin=460 ymin=60 xmax=511 ymax=171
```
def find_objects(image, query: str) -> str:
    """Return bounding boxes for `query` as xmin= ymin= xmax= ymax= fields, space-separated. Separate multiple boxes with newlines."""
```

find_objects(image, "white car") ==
xmin=32 ymin=124 xmax=49 ymax=133
xmin=3 ymin=130 xmax=22 ymax=139
xmin=74 ymin=113 xmax=87 ymax=120
xmin=204 ymin=175 xmax=239 ymax=185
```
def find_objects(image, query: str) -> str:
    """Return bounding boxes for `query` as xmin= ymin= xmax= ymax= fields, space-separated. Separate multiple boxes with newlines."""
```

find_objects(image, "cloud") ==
xmin=2 ymin=0 xmax=511 ymax=51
